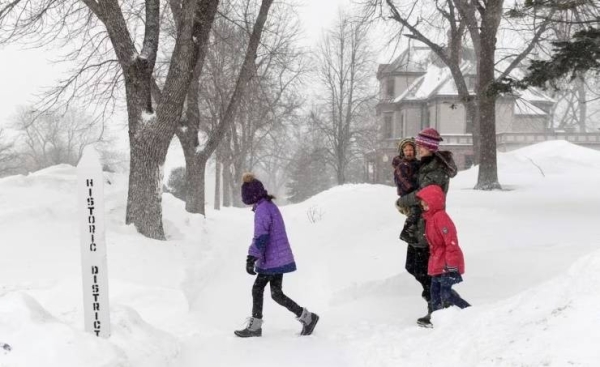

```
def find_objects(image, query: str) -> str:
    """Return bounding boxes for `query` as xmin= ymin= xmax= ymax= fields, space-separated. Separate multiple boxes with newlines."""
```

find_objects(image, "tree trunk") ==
xmin=231 ymin=157 xmax=244 ymax=207
xmin=475 ymin=7 xmax=502 ymax=190
xmin=336 ymin=155 xmax=345 ymax=185
xmin=214 ymin=152 xmax=222 ymax=210
xmin=222 ymin=158 xmax=232 ymax=207
xmin=467 ymin=99 xmax=481 ymax=165
xmin=183 ymin=144 xmax=207 ymax=214
xmin=182 ymin=0 xmax=274 ymax=212
xmin=123 ymin=55 xmax=169 ymax=239
xmin=196 ymin=153 xmax=210 ymax=215
xmin=577 ymin=76 xmax=587 ymax=132
xmin=127 ymin=132 xmax=169 ymax=239
xmin=181 ymin=148 xmax=209 ymax=215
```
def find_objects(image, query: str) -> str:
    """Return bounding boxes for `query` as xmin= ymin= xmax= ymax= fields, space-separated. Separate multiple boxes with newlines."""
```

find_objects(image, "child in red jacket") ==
xmin=415 ymin=184 xmax=470 ymax=327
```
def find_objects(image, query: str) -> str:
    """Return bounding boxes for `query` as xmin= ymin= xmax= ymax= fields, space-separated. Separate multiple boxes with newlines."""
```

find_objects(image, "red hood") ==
xmin=416 ymin=185 xmax=446 ymax=218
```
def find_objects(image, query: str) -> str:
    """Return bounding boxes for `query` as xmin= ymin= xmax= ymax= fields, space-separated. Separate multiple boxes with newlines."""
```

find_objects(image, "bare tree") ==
xmin=313 ymin=10 xmax=376 ymax=185
xmin=173 ymin=0 xmax=274 ymax=215
xmin=11 ymin=107 xmax=109 ymax=171
xmin=1 ymin=0 xmax=220 ymax=239
xmin=193 ymin=0 xmax=303 ymax=210
xmin=0 ymin=129 xmax=20 ymax=177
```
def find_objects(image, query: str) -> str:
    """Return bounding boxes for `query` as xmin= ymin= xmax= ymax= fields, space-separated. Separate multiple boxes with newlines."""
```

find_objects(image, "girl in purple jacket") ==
xmin=234 ymin=173 xmax=319 ymax=338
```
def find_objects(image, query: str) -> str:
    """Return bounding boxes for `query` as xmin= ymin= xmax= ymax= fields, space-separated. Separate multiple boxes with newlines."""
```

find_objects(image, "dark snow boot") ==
xmin=416 ymin=313 xmax=432 ymax=328
xmin=297 ymin=308 xmax=319 ymax=336
xmin=234 ymin=317 xmax=263 ymax=338
xmin=417 ymin=302 xmax=434 ymax=328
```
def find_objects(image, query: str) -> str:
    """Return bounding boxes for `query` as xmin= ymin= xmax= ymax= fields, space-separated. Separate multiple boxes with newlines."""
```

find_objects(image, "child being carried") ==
xmin=391 ymin=137 xmax=420 ymax=243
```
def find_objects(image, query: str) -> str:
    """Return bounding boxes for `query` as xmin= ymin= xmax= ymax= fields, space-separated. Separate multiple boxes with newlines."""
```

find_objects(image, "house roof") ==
xmin=431 ymin=62 xmax=474 ymax=96
xmin=517 ymin=87 xmax=555 ymax=104
xmin=379 ymin=46 xmax=431 ymax=76
xmin=514 ymin=99 xmax=547 ymax=116
xmin=393 ymin=62 xmax=472 ymax=103
xmin=388 ymin=46 xmax=554 ymax=113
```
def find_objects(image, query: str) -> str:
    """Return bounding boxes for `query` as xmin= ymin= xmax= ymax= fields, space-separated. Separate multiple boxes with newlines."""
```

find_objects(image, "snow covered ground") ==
xmin=1 ymin=140 xmax=599 ymax=367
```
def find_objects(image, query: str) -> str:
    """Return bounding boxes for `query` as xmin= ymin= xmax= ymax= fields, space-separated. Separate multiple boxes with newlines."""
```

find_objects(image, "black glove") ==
xmin=442 ymin=267 xmax=462 ymax=285
xmin=246 ymin=255 xmax=257 ymax=275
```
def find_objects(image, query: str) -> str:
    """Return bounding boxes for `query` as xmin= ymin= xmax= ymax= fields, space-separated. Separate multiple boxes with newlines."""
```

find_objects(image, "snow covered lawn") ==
xmin=0 ymin=140 xmax=598 ymax=366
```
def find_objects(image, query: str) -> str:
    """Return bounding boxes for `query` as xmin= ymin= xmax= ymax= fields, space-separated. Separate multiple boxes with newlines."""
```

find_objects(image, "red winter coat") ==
xmin=417 ymin=185 xmax=465 ymax=276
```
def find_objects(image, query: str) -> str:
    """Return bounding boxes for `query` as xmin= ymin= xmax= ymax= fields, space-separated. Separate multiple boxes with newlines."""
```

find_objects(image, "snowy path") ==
xmin=175 ymin=208 xmax=355 ymax=366
xmin=172 ymin=177 xmax=600 ymax=366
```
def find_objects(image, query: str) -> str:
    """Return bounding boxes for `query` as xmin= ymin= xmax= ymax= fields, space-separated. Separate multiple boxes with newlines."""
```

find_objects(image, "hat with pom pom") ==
xmin=241 ymin=172 xmax=268 ymax=205
xmin=415 ymin=127 xmax=443 ymax=152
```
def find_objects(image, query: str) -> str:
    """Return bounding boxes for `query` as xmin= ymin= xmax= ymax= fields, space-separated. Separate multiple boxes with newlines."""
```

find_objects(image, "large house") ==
xmin=369 ymin=46 xmax=600 ymax=183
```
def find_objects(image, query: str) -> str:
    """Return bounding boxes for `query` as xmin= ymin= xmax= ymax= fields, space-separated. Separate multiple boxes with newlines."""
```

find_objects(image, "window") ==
xmin=466 ymin=112 xmax=473 ymax=134
xmin=399 ymin=112 xmax=405 ymax=137
xmin=383 ymin=113 xmax=393 ymax=138
xmin=386 ymin=78 xmax=395 ymax=98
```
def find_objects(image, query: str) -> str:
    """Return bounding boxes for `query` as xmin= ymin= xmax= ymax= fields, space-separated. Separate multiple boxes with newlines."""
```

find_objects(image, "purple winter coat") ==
xmin=248 ymin=198 xmax=297 ymax=274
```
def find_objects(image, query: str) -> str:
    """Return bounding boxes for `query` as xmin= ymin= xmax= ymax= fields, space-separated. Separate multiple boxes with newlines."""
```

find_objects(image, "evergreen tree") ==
xmin=286 ymin=147 xmax=332 ymax=203
xmin=523 ymin=27 xmax=600 ymax=89
xmin=167 ymin=167 xmax=187 ymax=201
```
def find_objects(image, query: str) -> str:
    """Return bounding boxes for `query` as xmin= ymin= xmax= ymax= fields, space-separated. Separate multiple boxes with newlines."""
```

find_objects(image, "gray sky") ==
xmin=0 ymin=45 xmax=65 ymax=127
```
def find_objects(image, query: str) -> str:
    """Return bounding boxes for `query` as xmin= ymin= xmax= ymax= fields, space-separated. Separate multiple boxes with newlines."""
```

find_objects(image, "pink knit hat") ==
xmin=415 ymin=127 xmax=443 ymax=152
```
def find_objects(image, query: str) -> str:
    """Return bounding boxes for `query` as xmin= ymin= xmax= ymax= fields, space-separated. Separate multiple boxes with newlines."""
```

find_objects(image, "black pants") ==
xmin=405 ymin=245 xmax=432 ymax=302
xmin=252 ymin=273 xmax=303 ymax=319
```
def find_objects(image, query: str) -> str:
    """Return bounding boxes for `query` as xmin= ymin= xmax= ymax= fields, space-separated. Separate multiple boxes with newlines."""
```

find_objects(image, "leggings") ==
xmin=252 ymin=273 xmax=303 ymax=319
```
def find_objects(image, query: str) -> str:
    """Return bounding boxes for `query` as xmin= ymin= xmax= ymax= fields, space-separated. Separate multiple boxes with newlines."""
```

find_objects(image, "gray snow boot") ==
xmin=234 ymin=317 xmax=263 ymax=338
xmin=297 ymin=308 xmax=319 ymax=336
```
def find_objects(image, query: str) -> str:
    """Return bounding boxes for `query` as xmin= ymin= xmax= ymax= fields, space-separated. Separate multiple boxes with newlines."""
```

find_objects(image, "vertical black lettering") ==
xmin=91 ymin=266 xmax=99 ymax=274
xmin=88 ymin=216 xmax=95 ymax=224
xmin=90 ymin=243 xmax=97 ymax=252
xmin=88 ymin=207 xmax=94 ymax=216
xmin=93 ymin=303 xmax=100 ymax=311
xmin=89 ymin=225 xmax=95 ymax=234
xmin=92 ymin=284 xmax=99 ymax=293
xmin=87 ymin=179 xmax=94 ymax=187
xmin=87 ymin=197 xmax=94 ymax=206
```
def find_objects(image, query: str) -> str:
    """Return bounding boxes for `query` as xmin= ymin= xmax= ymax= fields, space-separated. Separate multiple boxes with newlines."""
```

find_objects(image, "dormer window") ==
xmin=386 ymin=78 xmax=395 ymax=98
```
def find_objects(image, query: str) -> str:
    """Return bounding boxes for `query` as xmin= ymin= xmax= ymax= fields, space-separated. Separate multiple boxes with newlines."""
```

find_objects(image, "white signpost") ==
xmin=77 ymin=146 xmax=111 ymax=338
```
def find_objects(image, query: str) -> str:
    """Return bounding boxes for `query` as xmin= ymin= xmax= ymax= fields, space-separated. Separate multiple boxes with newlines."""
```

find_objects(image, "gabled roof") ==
xmin=430 ymin=62 xmax=474 ymax=97
xmin=378 ymin=46 xmax=431 ymax=77
xmin=393 ymin=62 xmax=473 ymax=103
xmin=388 ymin=46 xmax=555 ymax=113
